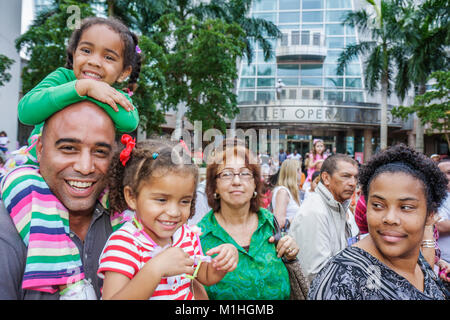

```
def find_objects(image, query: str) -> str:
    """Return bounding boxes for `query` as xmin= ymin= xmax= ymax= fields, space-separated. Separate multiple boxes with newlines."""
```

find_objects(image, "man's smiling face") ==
xmin=36 ymin=101 xmax=116 ymax=215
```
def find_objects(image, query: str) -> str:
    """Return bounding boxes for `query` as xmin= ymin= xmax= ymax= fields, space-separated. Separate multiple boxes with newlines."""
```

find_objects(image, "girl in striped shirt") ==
xmin=98 ymin=138 xmax=238 ymax=300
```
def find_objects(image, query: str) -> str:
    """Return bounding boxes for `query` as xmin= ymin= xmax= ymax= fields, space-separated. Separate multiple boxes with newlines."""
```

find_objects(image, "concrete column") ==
xmin=363 ymin=129 xmax=373 ymax=163
xmin=407 ymin=130 xmax=415 ymax=148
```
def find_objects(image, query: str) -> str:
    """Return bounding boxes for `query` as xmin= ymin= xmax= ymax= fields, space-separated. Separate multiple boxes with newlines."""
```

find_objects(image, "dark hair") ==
xmin=320 ymin=153 xmax=358 ymax=181
xmin=205 ymin=139 xmax=262 ymax=214
xmin=311 ymin=170 xmax=320 ymax=182
xmin=65 ymin=16 xmax=142 ymax=92
xmin=359 ymin=144 xmax=448 ymax=215
xmin=108 ymin=139 xmax=199 ymax=218
xmin=439 ymin=157 xmax=450 ymax=164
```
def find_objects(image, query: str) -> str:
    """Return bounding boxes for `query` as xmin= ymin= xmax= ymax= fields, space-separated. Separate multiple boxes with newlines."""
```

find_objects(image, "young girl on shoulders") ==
xmin=18 ymin=16 xmax=141 ymax=164
xmin=306 ymin=139 xmax=327 ymax=183
xmin=98 ymin=137 xmax=238 ymax=300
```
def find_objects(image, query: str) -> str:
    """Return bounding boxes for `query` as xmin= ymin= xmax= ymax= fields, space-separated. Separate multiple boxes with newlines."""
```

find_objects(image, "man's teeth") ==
xmin=68 ymin=181 xmax=93 ymax=189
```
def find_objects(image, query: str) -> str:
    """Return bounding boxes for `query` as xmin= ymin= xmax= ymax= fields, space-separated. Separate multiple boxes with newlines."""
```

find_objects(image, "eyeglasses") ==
xmin=216 ymin=169 xmax=254 ymax=181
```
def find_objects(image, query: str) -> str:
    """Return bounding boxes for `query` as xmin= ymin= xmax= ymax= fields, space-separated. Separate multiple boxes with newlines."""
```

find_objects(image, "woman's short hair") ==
xmin=358 ymin=144 xmax=448 ymax=215
xmin=205 ymin=140 xmax=262 ymax=213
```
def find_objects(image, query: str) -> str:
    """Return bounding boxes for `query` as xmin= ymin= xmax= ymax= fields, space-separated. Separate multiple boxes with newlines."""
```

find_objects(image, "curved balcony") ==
xmin=276 ymin=30 xmax=327 ymax=62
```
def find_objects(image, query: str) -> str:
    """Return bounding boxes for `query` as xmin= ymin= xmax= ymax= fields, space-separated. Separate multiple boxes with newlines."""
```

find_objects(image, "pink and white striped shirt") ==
xmin=98 ymin=221 xmax=202 ymax=300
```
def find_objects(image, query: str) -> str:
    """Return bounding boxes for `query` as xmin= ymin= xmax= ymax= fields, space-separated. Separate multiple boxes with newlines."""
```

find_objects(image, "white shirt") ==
xmin=438 ymin=192 xmax=450 ymax=263
xmin=271 ymin=186 xmax=301 ymax=223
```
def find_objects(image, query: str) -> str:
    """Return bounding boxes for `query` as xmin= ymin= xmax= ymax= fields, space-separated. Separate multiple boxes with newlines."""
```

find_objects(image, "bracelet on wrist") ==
xmin=421 ymin=239 xmax=435 ymax=248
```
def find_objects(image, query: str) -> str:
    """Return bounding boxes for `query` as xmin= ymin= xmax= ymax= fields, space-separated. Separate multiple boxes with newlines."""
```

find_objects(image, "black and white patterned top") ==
xmin=308 ymin=246 xmax=448 ymax=300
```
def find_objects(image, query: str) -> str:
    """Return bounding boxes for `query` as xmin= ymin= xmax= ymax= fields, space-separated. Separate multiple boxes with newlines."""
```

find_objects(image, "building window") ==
xmin=301 ymin=30 xmax=310 ymax=45
xmin=303 ymin=0 xmax=323 ymax=9
xmin=302 ymin=11 xmax=323 ymax=23
xmin=252 ymin=0 xmax=277 ymax=11
xmin=345 ymin=91 xmax=364 ymax=102
xmin=326 ymin=10 xmax=350 ymax=22
xmin=257 ymin=78 xmax=275 ymax=88
xmin=238 ymin=91 xmax=255 ymax=102
xmin=301 ymin=64 xmax=323 ymax=77
xmin=240 ymin=78 xmax=255 ymax=88
xmin=345 ymin=78 xmax=362 ymax=88
xmin=278 ymin=64 xmax=300 ymax=77
xmin=326 ymin=24 xmax=345 ymax=35
xmin=326 ymin=37 xmax=345 ymax=48
xmin=279 ymin=77 xmax=299 ymax=85
xmin=241 ymin=64 xmax=256 ymax=76
xmin=258 ymin=51 xmax=276 ymax=63
xmin=292 ymin=31 xmax=300 ymax=45
xmin=325 ymin=77 xmax=344 ymax=88
xmin=258 ymin=64 xmax=276 ymax=76
xmin=345 ymin=64 xmax=362 ymax=76
xmin=324 ymin=91 xmax=344 ymax=101
xmin=279 ymin=0 xmax=300 ymax=10
xmin=257 ymin=91 xmax=275 ymax=101
xmin=313 ymin=89 xmax=322 ymax=100
xmin=279 ymin=12 xmax=300 ymax=24
xmin=326 ymin=0 xmax=352 ymax=9
xmin=281 ymin=33 xmax=289 ymax=46
xmin=301 ymin=77 xmax=323 ymax=86
xmin=325 ymin=64 xmax=343 ymax=76
xmin=253 ymin=12 xmax=276 ymax=24
xmin=302 ymin=89 xmax=310 ymax=99
xmin=313 ymin=32 xmax=321 ymax=45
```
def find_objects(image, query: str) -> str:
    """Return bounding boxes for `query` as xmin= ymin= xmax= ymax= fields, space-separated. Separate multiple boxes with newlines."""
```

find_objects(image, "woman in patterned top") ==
xmin=197 ymin=139 xmax=299 ymax=299
xmin=308 ymin=144 xmax=449 ymax=300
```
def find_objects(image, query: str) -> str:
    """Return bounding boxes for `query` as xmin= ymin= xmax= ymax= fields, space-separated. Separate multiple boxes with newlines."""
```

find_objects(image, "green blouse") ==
xmin=197 ymin=208 xmax=290 ymax=300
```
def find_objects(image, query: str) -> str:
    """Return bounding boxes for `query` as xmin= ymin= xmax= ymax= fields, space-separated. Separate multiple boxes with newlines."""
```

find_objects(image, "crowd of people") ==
xmin=0 ymin=16 xmax=449 ymax=301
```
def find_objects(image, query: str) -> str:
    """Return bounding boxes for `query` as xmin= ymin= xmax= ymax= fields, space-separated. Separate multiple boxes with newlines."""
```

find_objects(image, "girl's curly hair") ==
xmin=108 ymin=139 xmax=198 ymax=218
xmin=358 ymin=144 xmax=448 ymax=215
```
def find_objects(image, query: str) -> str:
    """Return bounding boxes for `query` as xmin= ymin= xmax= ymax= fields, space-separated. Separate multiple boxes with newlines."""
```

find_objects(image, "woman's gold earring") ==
xmin=214 ymin=193 xmax=220 ymax=200
xmin=253 ymin=191 xmax=257 ymax=198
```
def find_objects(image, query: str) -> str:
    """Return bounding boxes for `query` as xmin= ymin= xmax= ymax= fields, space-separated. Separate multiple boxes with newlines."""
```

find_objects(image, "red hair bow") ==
xmin=119 ymin=134 xmax=136 ymax=166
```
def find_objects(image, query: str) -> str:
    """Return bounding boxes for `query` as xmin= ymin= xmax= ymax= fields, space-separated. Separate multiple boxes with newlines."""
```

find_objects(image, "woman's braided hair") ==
xmin=65 ymin=16 xmax=142 ymax=93
xmin=358 ymin=144 xmax=448 ymax=215
xmin=108 ymin=139 xmax=198 ymax=218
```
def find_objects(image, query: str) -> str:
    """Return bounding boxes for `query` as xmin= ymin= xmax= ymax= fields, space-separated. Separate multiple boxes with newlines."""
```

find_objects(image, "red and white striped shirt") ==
xmin=98 ymin=221 xmax=203 ymax=300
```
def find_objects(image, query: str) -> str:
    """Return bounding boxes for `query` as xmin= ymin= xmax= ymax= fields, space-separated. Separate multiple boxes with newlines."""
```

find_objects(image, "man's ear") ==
xmin=321 ymin=171 xmax=330 ymax=187
xmin=35 ymin=136 xmax=43 ymax=164
xmin=123 ymin=185 xmax=137 ymax=211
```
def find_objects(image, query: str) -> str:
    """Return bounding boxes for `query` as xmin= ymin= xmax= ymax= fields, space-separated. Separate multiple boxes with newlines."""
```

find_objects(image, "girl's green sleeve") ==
xmin=18 ymin=67 xmax=139 ymax=132
xmin=18 ymin=68 xmax=83 ymax=125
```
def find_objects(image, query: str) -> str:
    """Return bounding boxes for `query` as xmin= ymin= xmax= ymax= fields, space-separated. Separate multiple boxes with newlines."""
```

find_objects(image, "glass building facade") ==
xmin=234 ymin=0 xmax=405 ymax=161
xmin=238 ymin=0 xmax=364 ymax=104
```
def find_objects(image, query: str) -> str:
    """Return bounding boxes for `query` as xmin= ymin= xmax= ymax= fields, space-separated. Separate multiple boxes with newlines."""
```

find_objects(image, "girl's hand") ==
xmin=150 ymin=247 xmax=195 ymax=278
xmin=269 ymin=234 xmax=299 ymax=260
xmin=206 ymin=244 xmax=238 ymax=272
xmin=75 ymin=79 xmax=134 ymax=112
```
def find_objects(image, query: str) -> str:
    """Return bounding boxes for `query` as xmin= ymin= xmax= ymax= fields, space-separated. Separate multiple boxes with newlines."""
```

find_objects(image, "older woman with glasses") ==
xmin=196 ymin=141 xmax=299 ymax=300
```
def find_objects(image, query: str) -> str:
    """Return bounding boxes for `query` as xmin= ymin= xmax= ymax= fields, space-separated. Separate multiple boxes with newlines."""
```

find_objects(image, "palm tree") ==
xmin=393 ymin=0 xmax=449 ymax=153
xmin=337 ymin=0 xmax=406 ymax=150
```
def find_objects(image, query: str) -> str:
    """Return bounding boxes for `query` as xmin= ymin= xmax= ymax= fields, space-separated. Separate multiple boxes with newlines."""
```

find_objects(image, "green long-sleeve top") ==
xmin=18 ymin=67 xmax=139 ymax=133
